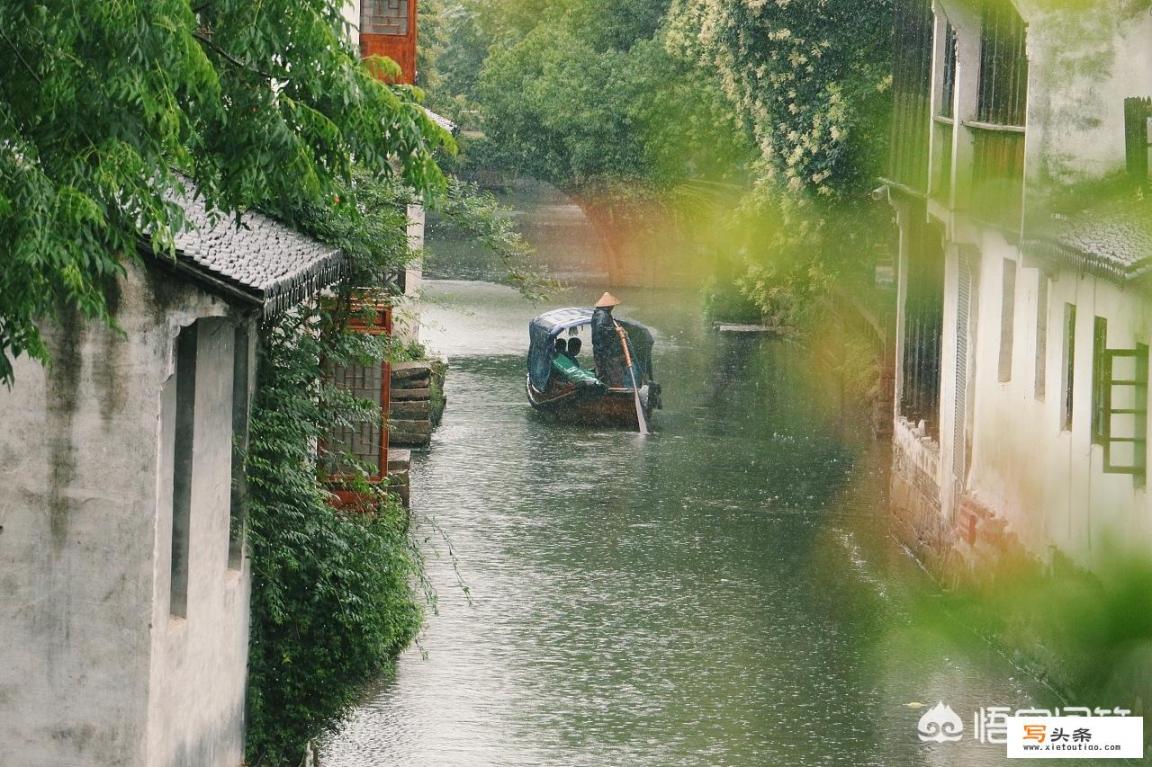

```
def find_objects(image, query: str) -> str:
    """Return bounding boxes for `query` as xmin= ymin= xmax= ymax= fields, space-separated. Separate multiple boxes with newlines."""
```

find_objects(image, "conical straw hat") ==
xmin=594 ymin=291 xmax=620 ymax=308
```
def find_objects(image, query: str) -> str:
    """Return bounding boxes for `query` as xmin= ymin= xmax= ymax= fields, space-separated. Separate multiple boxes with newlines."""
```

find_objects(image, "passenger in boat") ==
xmin=551 ymin=336 xmax=604 ymax=391
xmin=591 ymin=292 xmax=627 ymax=386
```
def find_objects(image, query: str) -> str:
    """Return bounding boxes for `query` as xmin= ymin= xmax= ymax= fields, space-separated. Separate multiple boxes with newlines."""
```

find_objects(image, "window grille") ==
xmin=889 ymin=0 xmax=934 ymax=193
xmin=361 ymin=0 xmax=409 ymax=36
xmin=1099 ymin=345 xmax=1148 ymax=479
xmin=971 ymin=0 xmax=1028 ymax=230
xmin=900 ymin=215 xmax=945 ymax=437
xmin=324 ymin=361 xmax=385 ymax=477
xmin=321 ymin=296 xmax=393 ymax=511
xmin=953 ymin=255 xmax=972 ymax=485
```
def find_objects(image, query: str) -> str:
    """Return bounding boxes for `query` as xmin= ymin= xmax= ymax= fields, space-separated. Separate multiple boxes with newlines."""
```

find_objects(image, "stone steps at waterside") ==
xmin=387 ymin=359 xmax=446 ymax=450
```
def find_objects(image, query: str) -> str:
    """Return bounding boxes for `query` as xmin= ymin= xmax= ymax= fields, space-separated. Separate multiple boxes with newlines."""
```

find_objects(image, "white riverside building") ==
xmin=0 ymin=193 xmax=345 ymax=767
xmin=885 ymin=0 xmax=1152 ymax=575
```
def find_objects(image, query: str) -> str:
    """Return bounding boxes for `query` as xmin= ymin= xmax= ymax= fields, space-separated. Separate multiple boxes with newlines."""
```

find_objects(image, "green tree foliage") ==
xmin=245 ymin=305 xmax=421 ymax=767
xmin=667 ymin=0 xmax=893 ymax=200
xmin=456 ymin=0 xmax=753 ymax=279
xmin=0 ymin=0 xmax=450 ymax=384
xmin=245 ymin=172 xmax=422 ymax=767
xmin=665 ymin=0 xmax=894 ymax=322
xmin=474 ymin=2 xmax=750 ymax=197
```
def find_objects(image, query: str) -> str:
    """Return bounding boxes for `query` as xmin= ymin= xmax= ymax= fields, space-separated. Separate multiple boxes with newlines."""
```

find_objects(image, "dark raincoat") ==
xmin=591 ymin=307 xmax=628 ymax=386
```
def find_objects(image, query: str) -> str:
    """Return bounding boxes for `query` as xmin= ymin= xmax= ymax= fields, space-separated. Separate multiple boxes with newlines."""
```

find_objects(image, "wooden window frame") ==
xmin=1099 ymin=345 xmax=1148 ymax=480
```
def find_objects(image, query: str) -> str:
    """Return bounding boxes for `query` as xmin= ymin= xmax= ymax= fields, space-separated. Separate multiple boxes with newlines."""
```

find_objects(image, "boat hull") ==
xmin=526 ymin=376 xmax=657 ymax=429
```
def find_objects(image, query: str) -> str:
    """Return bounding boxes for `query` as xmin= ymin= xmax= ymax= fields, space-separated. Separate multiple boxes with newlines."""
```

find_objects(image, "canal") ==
xmin=321 ymin=268 xmax=1078 ymax=766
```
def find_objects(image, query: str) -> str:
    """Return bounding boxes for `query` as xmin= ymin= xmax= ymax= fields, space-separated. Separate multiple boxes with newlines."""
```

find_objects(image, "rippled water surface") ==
xmin=322 ymin=280 xmax=1063 ymax=767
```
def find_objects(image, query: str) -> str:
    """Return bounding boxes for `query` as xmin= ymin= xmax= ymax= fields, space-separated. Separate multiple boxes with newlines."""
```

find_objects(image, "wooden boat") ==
xmin=525 ymin=307 xmax=661 ymax=428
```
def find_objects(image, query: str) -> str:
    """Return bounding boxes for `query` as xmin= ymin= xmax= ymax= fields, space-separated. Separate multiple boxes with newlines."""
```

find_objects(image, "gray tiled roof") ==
xmin=1025 ymin=194 xmax=1152 ymax=282
xmin=169 ymin=191 xmax=344 ymax=314
xmin=422 ymin=106 xmax=458 ymax=135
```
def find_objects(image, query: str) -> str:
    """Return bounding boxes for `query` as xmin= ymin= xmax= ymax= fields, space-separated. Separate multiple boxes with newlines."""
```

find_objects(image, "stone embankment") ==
xmin=387 ymin=359 xmax=447 ymax=505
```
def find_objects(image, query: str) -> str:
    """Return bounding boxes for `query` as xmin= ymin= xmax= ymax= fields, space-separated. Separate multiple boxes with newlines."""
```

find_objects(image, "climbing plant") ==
xmin=245 ymin=173 xmax=420 ymax=767
xmin=665 ymin=0 xmax=894 ymax=322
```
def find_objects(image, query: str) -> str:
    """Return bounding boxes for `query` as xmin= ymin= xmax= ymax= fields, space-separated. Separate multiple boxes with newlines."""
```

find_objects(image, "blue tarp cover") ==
xmin=528 ymin=307 xmax=654 ymax=390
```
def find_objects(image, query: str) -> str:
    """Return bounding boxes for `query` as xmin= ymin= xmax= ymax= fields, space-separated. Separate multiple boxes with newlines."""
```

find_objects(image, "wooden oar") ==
xmin=613 ymin=320 xmax=650 ymax=435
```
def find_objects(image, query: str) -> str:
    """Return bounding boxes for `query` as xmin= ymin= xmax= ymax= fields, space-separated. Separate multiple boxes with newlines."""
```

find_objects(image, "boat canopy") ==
xmin=528 ymin=307 xmax=654 ymax=391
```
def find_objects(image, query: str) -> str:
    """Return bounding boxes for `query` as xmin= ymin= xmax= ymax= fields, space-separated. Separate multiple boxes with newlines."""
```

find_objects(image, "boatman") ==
xmin=591 ymin=292 xmax=627 ymax=387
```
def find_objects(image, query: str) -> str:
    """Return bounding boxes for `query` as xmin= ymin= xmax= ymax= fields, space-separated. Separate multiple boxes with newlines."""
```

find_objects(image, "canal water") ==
xmin=321 ymin=275 xmax=1082 ymax=767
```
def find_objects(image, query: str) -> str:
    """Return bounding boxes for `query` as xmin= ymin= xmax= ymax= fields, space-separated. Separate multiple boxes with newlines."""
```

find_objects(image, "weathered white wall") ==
xmin=958 ymin=233 xmax=1152 ymax=567
xmin=393 ymin=202 xmax=427 ymax=345
xmin=147 ymin=316 xmax=254 ymax=767
xmin=0 ymin=261 xmax=252 ymax=767
xmin=1022 ymin=2 xmax=1152 ymax=189
xmin=343 ymin=0 xmax=361 ymax=45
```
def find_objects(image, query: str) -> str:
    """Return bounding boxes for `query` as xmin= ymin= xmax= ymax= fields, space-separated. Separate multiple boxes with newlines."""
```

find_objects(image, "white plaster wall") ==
xmin=147 ymin=317 xmax=253 ymax=767
xmin=343 ymin=1 xmax=361 ymax=46
xmin=1023 ymin=3 xmax=1152 ymax=188
xmin=0 ymin=261 xmax=249 ymax=767
xmin=393 ymin=202 xmax=427 ymax=345
xmin=963 ymin=231 xmax=1151 ymax=566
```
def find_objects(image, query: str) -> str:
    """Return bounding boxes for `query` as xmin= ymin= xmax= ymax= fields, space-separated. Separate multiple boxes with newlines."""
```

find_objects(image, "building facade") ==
xmin=0 ymin=192 xmax=344 ymax=767
xmin=885 ymin=0 xmax=1152 ymax=575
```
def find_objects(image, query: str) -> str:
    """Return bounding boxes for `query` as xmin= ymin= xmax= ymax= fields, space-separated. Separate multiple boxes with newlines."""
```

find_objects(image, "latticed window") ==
xmin=970 ymin=0 xmax=1028 ymax=229
xmin=361 ymin=0 xmax=409 ymax=36
xmin=1090 ymin=318 xmax=1148 ymax=479
xmin=1094 ymin=337 xmax=1149 ymax=480
xmin=325 ymin=362 xmax=386 ymax=475
xmin=889 ymin=0 xmax=934 ymax=194
xmin=322 ymin=296 xmax=393 ymax=509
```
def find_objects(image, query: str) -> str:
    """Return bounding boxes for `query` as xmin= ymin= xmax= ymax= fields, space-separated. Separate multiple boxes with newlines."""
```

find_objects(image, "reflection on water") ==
xmin=323 ymin=280 xmax=1059 ymax=767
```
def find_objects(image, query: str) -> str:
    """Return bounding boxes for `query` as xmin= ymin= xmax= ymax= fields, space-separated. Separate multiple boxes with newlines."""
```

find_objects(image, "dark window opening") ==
xmin=228 ymin=324 xmax=250 ymax=570
xmin=900 ymin=216 xmax=946 ymax=438
xmin=889 ymin=0 xmax=934 ymax=193
xmin=972 ymin=0 xmax=1028 ymax=229
xmin=1061 ymin=304 xmax=1076 ymax=431
xmin=998 ymin=259 xmax=1016 ymax=382
xmin=1091 ymin=317 xmax=1109 ymax=445
xmin=940 ymin=24 xmax=958 ymax=118
xmin=171 ymin=324 xmax=197 ymax=618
